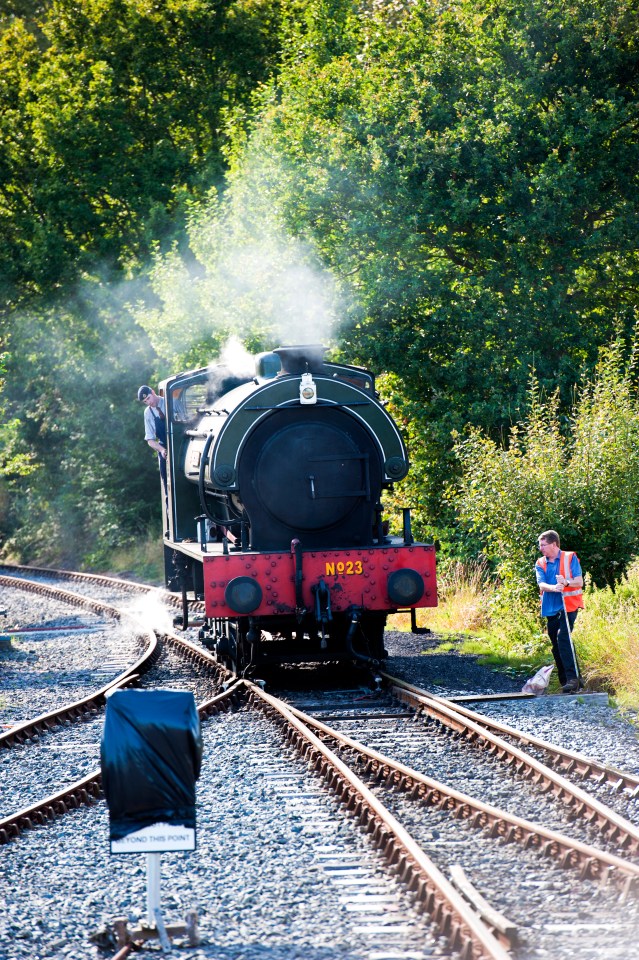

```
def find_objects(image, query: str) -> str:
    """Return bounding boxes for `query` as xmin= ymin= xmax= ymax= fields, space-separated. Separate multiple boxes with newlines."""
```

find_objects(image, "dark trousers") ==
xmin=546 ymin=609 xmax=579 ymax=685
xmin=158 ymin=454 xmax=168 ymax=528
xmin=158 ymin=451 xmax=167 ymax=490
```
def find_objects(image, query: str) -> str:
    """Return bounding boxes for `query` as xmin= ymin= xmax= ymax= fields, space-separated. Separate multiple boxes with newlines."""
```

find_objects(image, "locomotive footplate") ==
xmin=188 ymin=538 xmax=437 ymax=619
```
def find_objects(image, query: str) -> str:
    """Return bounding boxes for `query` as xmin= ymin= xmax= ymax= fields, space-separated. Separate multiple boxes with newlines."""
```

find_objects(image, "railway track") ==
xmin=0 ymin=573 xmax=231 ymax=837
xmin=379 ymin=675 xmax=639 ymax=859
xmin=0 ymin=568 xmax=494 ymax=958
xmin=2 ymin=677 xmax=510 ymax=959
xmin=4 ymin=565 xmax=639 ymax=958
xmin=281 ymin=693 xmax=639 ymax=895
xmin=0 ymin=561 xmax=206 ymax=623
xmin=0 ymin=574 xmax=158 ymax=747
xmin=385 ymin=674 xmax=639 ymax=800
xmin=0 ymin=574 xmax=227 ymax=749
xmin=5 ymin=665 xmax=639 ymax=957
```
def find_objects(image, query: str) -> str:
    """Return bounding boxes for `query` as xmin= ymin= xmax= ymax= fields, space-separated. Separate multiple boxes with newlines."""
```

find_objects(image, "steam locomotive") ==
xmin=160 ymin=344 xmax=436 ymax=673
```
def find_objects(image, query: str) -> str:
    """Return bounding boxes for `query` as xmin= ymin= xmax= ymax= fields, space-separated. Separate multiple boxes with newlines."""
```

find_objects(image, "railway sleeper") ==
xmin=558 ymin=758 xmax=576 ymax=774
xmin=451 ymin=927 xmax=474 ymax=960
xmin=404 ymin=859 xmax=420 ymax=888
xmin=414 ymin=876 xmax=428 ymax=902
xmin=597 ymin=865 xmax=615 ymax=890
xmin=537 ymin=779 xmax=555 ymax=795
xmin=522 ymin=831 xmax=541 ymax=851
xmin=557 ymin=848 xmax=578 ymax=869
xmin=435 ymin=902 xmax=453 ymax=936
xmin=621 ymin=875 xmax=639 ymax=903
xmin=539 ymin=839 xmax=558 ymax=858
xmin=580 ymin=856 xmax=599 ymax=881
xmin=394 ymin=853 xmax=409 ymax=880
xmin=367 ymin=817 xmax=380 ymax=841
xmin=406 ymin=781 xmax=421 ymax=800
xmin=489 ymin=820 xmax=505 ymax=840
xmin=376 ymin=824 xmax=392 ymax=849
xmin=388 ymin=846 xmax=405 ymax=870
xmin=381 ymin=835 xmax=397 ymax=863
xmin=459 ymin=937 xmax=475 ymax=960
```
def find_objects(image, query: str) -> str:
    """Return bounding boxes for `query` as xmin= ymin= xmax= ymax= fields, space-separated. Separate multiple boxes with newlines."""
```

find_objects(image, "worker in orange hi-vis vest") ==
xmin=535 ymin=530 xmax=585 ymax=694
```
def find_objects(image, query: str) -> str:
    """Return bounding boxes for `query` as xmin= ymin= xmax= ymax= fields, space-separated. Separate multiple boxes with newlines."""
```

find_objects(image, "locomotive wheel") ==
xmin=362 ymin=613 xmax=388 ymax=661
xmin=224 ymin=620 xmax=251 ymax=675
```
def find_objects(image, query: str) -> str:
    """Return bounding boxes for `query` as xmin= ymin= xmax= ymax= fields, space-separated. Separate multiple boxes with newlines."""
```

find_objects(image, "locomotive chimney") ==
xmin=273 ymin=344 xmax=327 ymax=376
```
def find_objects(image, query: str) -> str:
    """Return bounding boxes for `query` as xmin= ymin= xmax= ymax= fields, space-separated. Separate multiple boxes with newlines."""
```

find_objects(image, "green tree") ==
xmin=1 ymin=289 xmax=163 ymax=565
xmin=240 ymin=0 xmax=639 ymax=525
xmin=454 ymin=338 xmax=639 ymax=597
xmin=0 ymin=0 xmax=285 ymax=310
xmin=0 ymin=0 xmax=289 ymax=562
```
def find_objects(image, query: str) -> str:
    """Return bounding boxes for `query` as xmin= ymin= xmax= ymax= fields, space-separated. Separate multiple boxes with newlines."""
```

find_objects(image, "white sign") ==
xmin=111 ymin=822 xmax=196 ymax=854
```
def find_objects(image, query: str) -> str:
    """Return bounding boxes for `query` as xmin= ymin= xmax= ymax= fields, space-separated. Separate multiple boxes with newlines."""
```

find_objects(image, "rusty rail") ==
xmin=382 ymin=674 xmax=639 ymax=856
xmin=246 ymin=681 xmax=510 ymax=960
xmin=287 ymin=700 xmax=639 ymax=897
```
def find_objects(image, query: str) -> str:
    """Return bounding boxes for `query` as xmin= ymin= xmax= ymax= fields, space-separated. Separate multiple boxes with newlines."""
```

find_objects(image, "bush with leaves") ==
xmin=454 ymin=338 xmax=639 ymax=600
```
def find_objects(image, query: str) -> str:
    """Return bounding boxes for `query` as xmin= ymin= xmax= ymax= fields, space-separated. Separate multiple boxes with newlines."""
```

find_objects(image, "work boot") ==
xmin=561 ymin=678 xmax=580 ymax=694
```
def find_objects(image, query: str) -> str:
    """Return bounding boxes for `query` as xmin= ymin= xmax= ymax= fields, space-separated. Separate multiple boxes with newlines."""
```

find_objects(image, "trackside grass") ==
xmin=98 ymin=531 xmax=165 ymax=585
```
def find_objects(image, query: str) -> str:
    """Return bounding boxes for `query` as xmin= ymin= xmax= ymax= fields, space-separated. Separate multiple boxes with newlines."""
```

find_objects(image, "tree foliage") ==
xmin=0 ymin=292 xmax=161 ymax=563
xmin=454 ymin=339 xmax=639 ymax=596
xmin=1 ymin=0 xmax=639 ymax=575
xmin=242 ymin=0 xmax=639 ymax=520
xmin=0 ymin=0 xmax=284 ymax=310
xmin=0 ymin=0 xmax=288 ymax=565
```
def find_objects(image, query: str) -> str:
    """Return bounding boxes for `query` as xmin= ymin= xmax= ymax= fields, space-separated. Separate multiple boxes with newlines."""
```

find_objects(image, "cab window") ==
xmin=171 ymin=382 xmax=208 ymax=422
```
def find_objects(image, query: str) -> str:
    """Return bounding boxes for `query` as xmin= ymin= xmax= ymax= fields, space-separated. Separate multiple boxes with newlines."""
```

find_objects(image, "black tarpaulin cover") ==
xmin=101 ymin=689 xmax=203 ymax=841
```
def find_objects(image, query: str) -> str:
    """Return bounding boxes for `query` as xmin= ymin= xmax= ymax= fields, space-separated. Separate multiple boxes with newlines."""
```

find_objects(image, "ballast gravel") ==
xmin=1 ymin=711 xmax=440 ymax=960
xmin=3 ymin=582 xmax=639 ymax=960
xmin=0 ymin=591 xmax=145 ymax=726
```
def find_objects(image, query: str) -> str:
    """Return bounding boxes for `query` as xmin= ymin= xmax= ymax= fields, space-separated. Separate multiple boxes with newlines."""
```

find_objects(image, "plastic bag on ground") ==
xmin=521 ymin=664 xmax=554 ymax=695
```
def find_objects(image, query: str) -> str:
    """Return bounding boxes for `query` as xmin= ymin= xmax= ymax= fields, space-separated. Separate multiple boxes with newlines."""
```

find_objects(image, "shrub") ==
xmin=454 ymin=338 xmax=639 ymax=598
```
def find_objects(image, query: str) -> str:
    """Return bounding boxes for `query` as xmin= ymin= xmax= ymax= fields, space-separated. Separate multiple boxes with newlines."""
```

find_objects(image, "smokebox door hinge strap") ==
xmin=291 ymin=539 xmax=306 ymax=620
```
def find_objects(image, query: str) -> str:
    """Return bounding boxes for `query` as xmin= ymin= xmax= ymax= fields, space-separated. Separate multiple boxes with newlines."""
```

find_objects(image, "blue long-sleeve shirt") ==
xmin=535 ymin=551 xmax=582 ymax=617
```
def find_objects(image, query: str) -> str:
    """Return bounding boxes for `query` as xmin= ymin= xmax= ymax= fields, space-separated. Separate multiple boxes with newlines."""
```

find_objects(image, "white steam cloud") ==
xmin=138 ymin=145 xmax=347 ymax=369
xmin=121 ymin=590 xmax=175 ymax=635
xmin=207 ymin=335 xmax=256 ymax=394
